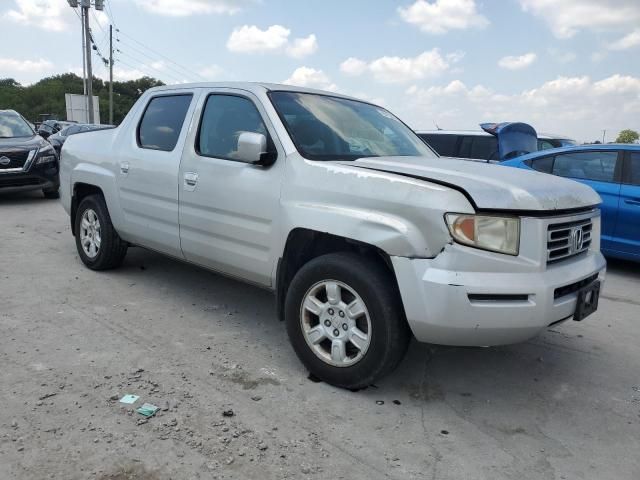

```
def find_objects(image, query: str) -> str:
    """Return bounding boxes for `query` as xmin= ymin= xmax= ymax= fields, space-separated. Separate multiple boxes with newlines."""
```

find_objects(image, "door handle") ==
xmin=120 ymin=162 xmax=129 ymax=174
xmin=184 ymin=172 xmax=198 ymax=191
xmin=625 ymin=199 xmax=640 ymax=206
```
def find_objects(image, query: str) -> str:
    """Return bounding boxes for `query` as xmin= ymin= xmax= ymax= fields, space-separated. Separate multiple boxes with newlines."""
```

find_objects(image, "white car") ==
xmin=60 ymin=83 xmax=605 ymax=389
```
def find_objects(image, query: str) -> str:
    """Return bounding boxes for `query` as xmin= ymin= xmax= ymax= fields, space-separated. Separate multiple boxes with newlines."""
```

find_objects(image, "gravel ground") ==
xmin=1 ymin=191 xmax=639 ymax=480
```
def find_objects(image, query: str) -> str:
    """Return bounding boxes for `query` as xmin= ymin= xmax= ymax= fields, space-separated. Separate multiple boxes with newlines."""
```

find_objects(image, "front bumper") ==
xmin=392 ymin=245 xmax=606 ymax=346
xmin=0 ymin=162 xmax=59 ymax=194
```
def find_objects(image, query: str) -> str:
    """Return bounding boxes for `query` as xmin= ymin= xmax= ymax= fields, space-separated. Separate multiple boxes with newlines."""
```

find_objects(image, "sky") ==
xmin=1 ymin=0 xmax=639 ymax=142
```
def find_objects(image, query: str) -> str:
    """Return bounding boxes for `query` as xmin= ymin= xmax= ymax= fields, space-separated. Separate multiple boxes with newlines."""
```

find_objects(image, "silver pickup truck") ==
xmin=60 ymin=83 xmax=606 ymax=389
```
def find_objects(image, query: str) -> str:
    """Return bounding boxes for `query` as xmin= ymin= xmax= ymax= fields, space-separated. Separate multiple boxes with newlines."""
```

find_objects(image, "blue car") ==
xmin=503 ymin=145 xmax=640 ymax=262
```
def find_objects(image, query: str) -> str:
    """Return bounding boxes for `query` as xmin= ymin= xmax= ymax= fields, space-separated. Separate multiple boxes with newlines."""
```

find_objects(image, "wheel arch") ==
xmin=275 ymin=228 xmax=403 ymax=322
xmin=70 ymin=183 xmax=105 ymax=235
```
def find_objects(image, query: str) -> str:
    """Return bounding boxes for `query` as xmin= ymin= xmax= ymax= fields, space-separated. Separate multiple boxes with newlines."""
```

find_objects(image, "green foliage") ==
xmin=615 ymin=129 xmax=639 ymax=144
xmin=0 ymin=74 xmax=164 ymax=125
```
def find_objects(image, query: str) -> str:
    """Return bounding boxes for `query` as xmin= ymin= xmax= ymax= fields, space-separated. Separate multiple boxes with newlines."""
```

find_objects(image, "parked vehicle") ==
xmin=503 ymin=144 xmax=640 ymax=262
xmin=60 ymin=83 xmax=605 ymax=389
xmin=417 ymin=126 xmax=576 ymax=161
xmin=48 ymin=123 xmax=115 ymax=155
xmin=37 ymin=119 xmax=77 ymax=139
xmin=0 ymin=109 xmax=60 ymax=198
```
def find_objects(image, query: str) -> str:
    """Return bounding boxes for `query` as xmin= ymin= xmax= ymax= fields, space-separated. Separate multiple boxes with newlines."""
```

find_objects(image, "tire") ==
xmin=74 ymin=194 xmax=128 ymax=270
xmin=43 ymin=188 xmax=60 ymax=199
xmin=285 ymin=252 xmax=411 ymax=390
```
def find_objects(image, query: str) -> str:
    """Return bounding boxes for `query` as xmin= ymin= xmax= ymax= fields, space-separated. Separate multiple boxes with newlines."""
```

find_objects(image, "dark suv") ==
xmin=0 ymin=110 xmax=60 ymax=198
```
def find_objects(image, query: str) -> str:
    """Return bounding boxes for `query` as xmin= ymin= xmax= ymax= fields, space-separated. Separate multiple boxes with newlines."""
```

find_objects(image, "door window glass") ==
xmin=627 ymin=152 xmax=640 ymax=186
xmin=530 ymin=156 xmax=554 ymax=173
xmin=458 ymin=136 xmax=473 ymax=158
xmin=419 ymin=134 xmax=457 ymax=157
xmin=138 ymin=94 xmax=193 ymax=151
xmin=552 ymin=151 xmax=618 ymax=182
xmin=197 ymin=95 xmax=269 ymax=159
xmin=470 ymin=136 xmax=498 ymax=160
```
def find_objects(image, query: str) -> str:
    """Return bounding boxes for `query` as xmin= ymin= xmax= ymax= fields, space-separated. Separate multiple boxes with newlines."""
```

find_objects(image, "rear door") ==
xmin=550 ymin=150 xmax=622 ymax=251
xmin=116 ymin=91 xmax=198 ymax=257
xmin=614 ymin=151 xmax=640 ymax=257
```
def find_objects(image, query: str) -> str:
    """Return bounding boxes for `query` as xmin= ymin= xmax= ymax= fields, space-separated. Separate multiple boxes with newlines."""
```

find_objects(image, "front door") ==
xmin=614 ymin=151 xmax=640 ymax=258
xmin=178 ymin=90 xmax=284 ymax=287
xmin=117 ymin=92 xmax=197 ymax=257
xmin=550 ymin=150 xmax=622 ymax=251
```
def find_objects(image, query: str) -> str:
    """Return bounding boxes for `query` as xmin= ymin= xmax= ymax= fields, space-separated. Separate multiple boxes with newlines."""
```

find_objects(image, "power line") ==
xmin=116 ymin=28 xmax=206 ymax=81
xmin=116 ymin=37 xmax=197 ymax=82
xmin=116 ymin=49 xmax=186 ymax=84
xmin=105 ymin=0 xmax=118 ymax=28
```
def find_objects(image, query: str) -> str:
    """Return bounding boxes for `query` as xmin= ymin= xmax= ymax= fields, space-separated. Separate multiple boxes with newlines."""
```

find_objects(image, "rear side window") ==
xmin=138 ymin=94 xmax=192 ymax=151
xmin=197 ymin=94 xmax=269 ymax=159
xmin=530 ymin=156 xmax=554 ymax=173
xmin=470 ymin=136 xmax=498 ymax=160
xmin=552 ymin=151 xmax=619 ymax=182
xmin=626 ymin=152 xmax=640 ymax=186
xmin=538 ymin=139 xmax=557 ymax=150
xmin=419 ymin=134 xmax=457 ymax=157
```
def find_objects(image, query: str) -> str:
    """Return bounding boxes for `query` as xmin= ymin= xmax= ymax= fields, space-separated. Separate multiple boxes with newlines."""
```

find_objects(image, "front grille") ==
xmin=547 ymin=218 xmax=592 ymax=263
xmin=0 ymin=150 xmax=30 ymax=170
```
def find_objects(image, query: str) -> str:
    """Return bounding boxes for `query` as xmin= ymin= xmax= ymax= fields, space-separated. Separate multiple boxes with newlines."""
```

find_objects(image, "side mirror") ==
xmin=236 ymin=132 xmax=267 ymax=164
xmin=38 ymin=128 xmax=51 ymax=139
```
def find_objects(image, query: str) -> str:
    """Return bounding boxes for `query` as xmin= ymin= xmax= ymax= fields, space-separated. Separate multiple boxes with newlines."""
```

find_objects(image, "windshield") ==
xmin=0 ymin=112 xmax=34 ymax=138
xmin=269 ymin=91 xmax=435 ymax=161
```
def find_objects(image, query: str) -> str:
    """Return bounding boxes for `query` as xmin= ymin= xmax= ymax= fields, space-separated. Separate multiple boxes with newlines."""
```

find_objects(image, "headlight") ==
xmin=35 ymin=145 xmax=57 ymax=165
xmin=445 ymin=213 xmax=520 ymax=256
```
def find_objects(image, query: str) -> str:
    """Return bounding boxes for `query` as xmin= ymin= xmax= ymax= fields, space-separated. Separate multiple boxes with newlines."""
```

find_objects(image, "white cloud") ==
xmin=227 ymin=25 xmax=290 ymax=52
xmin=133 ymin=0 xmax=249 ymax=16
xmin=398 ymin=0 xmax=489 ymax=34
xmin=283 ymin=67 xmax=338 ymax=92
xmin=339 ymin=49 xmax=460 ymax=84
xmin=227 ymin=25 xmax=318 ymax=58
xmin=609 ymin=29 xmax=640 ymax=50
xmin=286 ymin=34 xmax=318 ymax=59
xmin=340 ymin=57 xmax=368 ymax=76
xmin=403 ymin=74 xmax=640 ymax=142
xmin=498 ymin=52 xmax=537 ymax=70
xmin=519 ymin=0 xmax=640 ymax=38
xmin=2 ymin=0 xmax=73 ymax=32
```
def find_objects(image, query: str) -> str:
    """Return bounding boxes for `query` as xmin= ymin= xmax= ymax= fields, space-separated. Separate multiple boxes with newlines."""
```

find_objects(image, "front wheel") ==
xmin=74 ymin=195 xmax=128 ymax=270
xmin=285 ymin=252 xmax=411 ymax=390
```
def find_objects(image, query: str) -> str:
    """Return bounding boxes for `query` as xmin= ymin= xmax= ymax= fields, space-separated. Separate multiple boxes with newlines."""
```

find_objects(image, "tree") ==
xmin=0 ymin=74 xmax=164 ymax=125
xmin=616 ymin=129 xmax=639 ymax=143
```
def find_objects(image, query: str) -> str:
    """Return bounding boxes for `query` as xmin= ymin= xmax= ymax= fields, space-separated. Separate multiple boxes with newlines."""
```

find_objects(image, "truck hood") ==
xmin=337 ymin=156 xmax=601 ymax=212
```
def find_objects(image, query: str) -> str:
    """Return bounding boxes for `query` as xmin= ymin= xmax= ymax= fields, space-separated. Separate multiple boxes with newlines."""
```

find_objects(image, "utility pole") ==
xmin=82 ymin=1 xmax=94 ymax=123
xmin=109 ymin=24 xmax=114 ymax=125
xmin=602 ymin=130 xmax=606 ymax=144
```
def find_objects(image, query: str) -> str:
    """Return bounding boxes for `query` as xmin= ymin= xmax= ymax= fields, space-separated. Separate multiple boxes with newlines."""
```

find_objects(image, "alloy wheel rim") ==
xmin=300 ymin=280 xmax=372 ymax=367
xmin=80 ymin=208 xmax=102 ymax=259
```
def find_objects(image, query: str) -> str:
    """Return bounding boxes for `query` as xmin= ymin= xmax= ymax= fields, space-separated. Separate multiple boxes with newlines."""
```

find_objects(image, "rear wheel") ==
xmin=285 ymin=252 xmax=411 ymax=390
xmin=75 ymin=195 xmax=127 ymax=270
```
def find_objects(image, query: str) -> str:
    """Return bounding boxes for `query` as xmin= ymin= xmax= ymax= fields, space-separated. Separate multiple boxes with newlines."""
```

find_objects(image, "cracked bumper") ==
xmin=391 ymin=245 xmax=606 ymax=346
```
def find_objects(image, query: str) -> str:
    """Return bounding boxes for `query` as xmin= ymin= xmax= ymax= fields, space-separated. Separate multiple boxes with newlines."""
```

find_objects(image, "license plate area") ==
xmin=573 ymin=280 xmax=600 ymax=321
